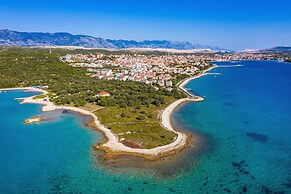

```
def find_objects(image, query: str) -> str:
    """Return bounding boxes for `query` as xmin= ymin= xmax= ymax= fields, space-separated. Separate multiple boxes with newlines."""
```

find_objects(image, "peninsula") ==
xmin=1 ymin=46 xmax=289 ymax=159
xmin=0 ymin=47 xmax=218 ymax=159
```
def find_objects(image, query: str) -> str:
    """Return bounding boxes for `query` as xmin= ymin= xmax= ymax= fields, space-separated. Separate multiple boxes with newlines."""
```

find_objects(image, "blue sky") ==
xmin=0 ymin=0 xmax=290 ymax=50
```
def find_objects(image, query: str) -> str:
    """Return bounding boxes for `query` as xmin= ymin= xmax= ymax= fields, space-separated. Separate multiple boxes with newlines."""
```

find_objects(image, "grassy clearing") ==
xmin=94 ymin=97 xmax=177 ymax=149
xmin=32 ymin=94 xmax=47 ymax=99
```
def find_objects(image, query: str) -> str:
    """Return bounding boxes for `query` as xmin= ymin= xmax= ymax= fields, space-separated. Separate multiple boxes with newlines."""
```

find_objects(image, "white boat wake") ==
xmin=217 ymin=64 xmax=243 ymax=68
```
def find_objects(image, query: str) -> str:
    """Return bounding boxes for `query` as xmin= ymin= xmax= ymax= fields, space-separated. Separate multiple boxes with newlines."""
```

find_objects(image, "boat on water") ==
xmin=230 ymin=60 xmax=239 ymax=63
xmin=278 ymin=58 xmax=284 ymax=62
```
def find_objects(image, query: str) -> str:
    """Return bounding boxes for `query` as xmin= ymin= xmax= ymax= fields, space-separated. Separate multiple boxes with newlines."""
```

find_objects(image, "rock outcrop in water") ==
xmin=245 ymin=132 xmax=268 ymax=143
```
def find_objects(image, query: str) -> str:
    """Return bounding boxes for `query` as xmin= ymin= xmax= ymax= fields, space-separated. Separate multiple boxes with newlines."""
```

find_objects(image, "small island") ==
xmin=24 ymin=116 xmax=44 ymax=124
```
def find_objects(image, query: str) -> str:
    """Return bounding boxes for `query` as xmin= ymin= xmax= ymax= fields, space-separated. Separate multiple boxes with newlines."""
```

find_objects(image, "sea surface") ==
xmin=0 ymin=60 xmax=290 ymax=193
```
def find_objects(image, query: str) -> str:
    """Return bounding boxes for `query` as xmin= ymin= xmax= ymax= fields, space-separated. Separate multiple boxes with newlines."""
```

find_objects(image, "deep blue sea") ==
xmin=0 ymin=60 xmax=290 ymax=193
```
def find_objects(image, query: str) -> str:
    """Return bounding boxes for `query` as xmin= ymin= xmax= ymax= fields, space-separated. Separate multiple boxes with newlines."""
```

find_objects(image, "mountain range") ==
xmin=0 ymin=29 xmax=226 ymax=51
xmin=259 ymin=46 xmax=291 ymax=53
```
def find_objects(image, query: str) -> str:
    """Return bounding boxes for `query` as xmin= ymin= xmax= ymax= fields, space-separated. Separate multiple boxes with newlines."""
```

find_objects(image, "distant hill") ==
xmin=106 ymin=39 xmax=223 ymax=50
xmin=259 ymin=46 xmax=291 ymax=53
xmin=0 ymin=29 xmax=226 ymax=51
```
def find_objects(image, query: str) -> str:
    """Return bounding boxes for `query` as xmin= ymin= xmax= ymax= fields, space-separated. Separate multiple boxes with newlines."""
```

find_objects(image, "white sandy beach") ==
xmin=179 ymin=65 xmax=218 ymax=90
xmin=0 ymin=65 xmax=216 ymax=156
xmin=1 ymin=87 xmax=188 ymax=155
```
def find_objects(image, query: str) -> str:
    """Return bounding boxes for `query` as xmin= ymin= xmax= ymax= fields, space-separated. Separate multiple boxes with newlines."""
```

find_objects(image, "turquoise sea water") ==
xmin=0 ymin=60 xmax=290 ymax=193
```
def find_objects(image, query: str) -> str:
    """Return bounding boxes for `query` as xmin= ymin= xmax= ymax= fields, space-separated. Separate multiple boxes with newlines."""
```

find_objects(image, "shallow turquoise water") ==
xmin=0 ymin=60 xmax=290 ymax=193
xmin=172 ymin=60 xmax=291 ymax=193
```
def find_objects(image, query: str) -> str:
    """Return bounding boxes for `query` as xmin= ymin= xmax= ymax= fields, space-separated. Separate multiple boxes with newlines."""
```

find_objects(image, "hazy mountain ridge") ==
xmin=106 ymin=39 xmax=220 ymax=50
xmin=0 ymin=29 xmax=116 ymax=48
xmin=0 ymin=29 xmax=224 ymax=51
xmin=259 ymin=46 xmax=291 ymax=53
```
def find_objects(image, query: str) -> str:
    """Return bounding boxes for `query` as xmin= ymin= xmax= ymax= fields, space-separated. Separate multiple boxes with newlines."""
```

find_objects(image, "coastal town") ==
xmin=1 ymin=0 xmax=291 ymax=192
xmin=60 ymin=51 xmax=289 ymax=92
xmin=60 ymin=53 xmax=211 ymax=91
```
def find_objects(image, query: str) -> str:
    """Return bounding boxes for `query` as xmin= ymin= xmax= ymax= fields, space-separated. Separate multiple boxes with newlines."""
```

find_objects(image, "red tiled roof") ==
xmin=98 ymin=91 xmax=109 ymax=95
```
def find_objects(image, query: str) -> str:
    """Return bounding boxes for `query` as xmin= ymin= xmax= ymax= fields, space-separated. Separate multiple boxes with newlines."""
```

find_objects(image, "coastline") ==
xmin=0 ymin=65 xmax=216 ymax=159
xmin=0 ymin=87 xmax=189 ymax=158
xmin=178 ymin=64 xmax=218 ymax=100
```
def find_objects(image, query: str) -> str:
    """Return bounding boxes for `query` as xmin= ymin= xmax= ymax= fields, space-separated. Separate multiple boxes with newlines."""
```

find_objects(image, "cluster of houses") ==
xmin=61 ymin=51 xmax=283 ymax=66
xmin=69 ymin=62 xmax=103 ymax=68
xmin=58 ymin=52 xmax=288 ymax=99
xmin=61 ymin=53 xmax=210 ymax=91
xmin=172 ymin=52 xmax=282 ymax=61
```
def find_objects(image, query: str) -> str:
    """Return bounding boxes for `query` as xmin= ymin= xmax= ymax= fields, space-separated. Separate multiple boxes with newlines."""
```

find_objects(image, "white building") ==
xmin=166 ymin=81 xmax=173 ymax=87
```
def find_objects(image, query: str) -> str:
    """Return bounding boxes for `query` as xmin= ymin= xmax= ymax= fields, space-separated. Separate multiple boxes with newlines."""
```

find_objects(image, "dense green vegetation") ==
xmin=95 ymin=98 xmax=177 ymax=148
xmin=32 ymin=94 xmax=47 ymax=99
